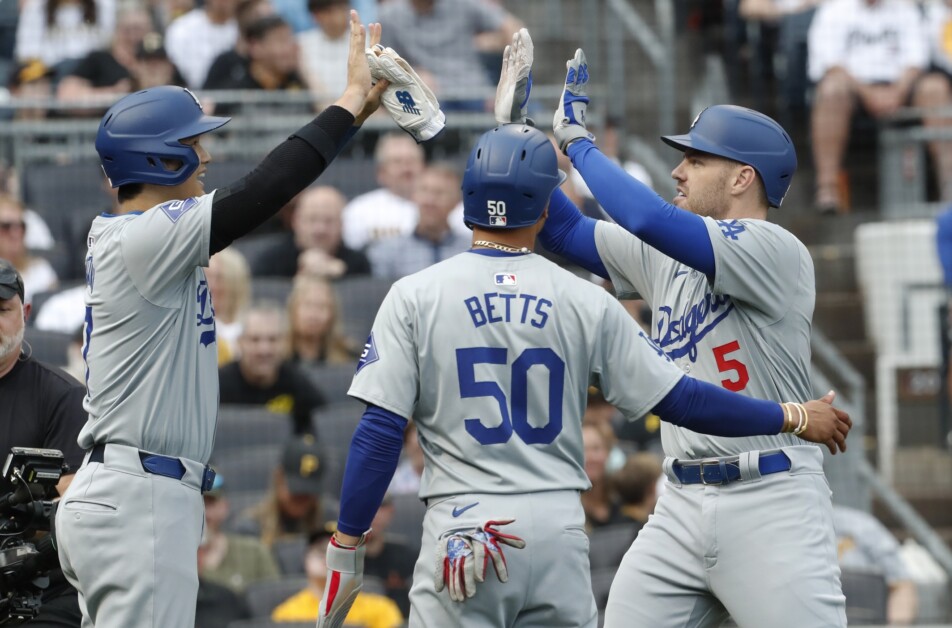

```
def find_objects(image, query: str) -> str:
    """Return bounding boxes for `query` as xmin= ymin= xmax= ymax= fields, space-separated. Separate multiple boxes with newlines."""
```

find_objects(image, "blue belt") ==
xmin=671 ymin=451 xmax=791 ymax=485
xmin=89 ymin=443 xmax=217 ymax=493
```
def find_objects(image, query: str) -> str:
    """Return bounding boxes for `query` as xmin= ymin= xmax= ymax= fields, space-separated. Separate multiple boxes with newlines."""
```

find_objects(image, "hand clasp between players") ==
xmin=789 ymin=390 xmax=852 ymax=455
xmin=435 ymin=519 xmax=527 ymax=602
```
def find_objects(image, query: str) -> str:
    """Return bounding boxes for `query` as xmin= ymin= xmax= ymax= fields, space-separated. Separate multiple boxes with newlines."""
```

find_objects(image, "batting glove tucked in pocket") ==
xmin=434 ymin=519 xmax=527 ymax=602
xmin=366 ymin=45 xmax=446 ymax=143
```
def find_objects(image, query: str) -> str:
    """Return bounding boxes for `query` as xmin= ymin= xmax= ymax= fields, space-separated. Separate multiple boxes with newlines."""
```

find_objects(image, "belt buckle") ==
xmin=698 ymin=458 xmax=724 ymax=485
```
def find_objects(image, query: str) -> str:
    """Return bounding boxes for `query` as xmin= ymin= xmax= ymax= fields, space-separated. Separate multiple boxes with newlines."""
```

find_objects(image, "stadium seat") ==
xmin=216 ymin=406 xmax=293 ymax=450
xmin=244 ymin=577 xmax=310 ymax=617
xmin=23 ymin=328 xmax=73 ymax=367
xmin=590 ymin=566 xmax=617 ymax=611
xmin=222 ymin=489 xmax=267 ymax=533
xmin=302 ymin=363 xmax=357 ymax=404
xmin=387 ymin=493 xmax=427 ymax=557
xmin=271 ymin=535 xmax=307 ymax=576
xmin=211 ymin=445 xmax=283 ymax=494
xmin=312 ymin=400 xmax=364 ymax=454
xmin=232 ymin=232 xmax=288 ymax=273
xmin=334 ymin=276 xmax=393 ymax=343
xmin=587 ymin=524 xmax=638 ymax=571
xmin=841 ymin=568 xmax=888 ymax=625
xmin=22 ymin=162 xmax=110 ymax=218
xmin=251 ymin=277 xmax=294 ymax=306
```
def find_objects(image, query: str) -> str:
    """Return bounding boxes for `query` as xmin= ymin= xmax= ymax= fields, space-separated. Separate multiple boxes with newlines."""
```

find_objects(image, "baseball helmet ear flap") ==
xmin=462 ymin=124 xmax=566 ymax=230
xmin=661 ymin=105 xmax=797 ymax=208
xmin=96 ymin=86 xmax=230 ymax=188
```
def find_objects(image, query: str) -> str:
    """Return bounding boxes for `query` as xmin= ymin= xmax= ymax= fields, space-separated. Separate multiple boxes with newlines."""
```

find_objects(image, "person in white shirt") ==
xmin=15 ymin=0 xmax=116 ymax=67
xmin=165 ymin=0 xmax=239 ymax=89
xmin=808 ymin=0 xmax=928 ymax=212
xmin=298 ymin=0 xmax=350 ymax=106
xmin=342 ymin=132 xmax=423 ymax=251
xmin=912 ymin=0 xmax=952 ymax=202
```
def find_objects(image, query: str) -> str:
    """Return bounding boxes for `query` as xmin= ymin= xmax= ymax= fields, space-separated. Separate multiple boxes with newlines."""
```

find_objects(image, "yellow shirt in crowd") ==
xmin=272 ymin=588 xmax=403 ymax=628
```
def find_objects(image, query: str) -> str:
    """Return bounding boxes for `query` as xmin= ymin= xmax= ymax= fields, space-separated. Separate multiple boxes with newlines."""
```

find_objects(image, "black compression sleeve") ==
xmin=208 ymin=105 xmax=356 ymax=255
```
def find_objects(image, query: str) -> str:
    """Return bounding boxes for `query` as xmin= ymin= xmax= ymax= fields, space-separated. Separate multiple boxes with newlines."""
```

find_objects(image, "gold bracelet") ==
xmin=781 ymin=403 xmax=792 ymax=433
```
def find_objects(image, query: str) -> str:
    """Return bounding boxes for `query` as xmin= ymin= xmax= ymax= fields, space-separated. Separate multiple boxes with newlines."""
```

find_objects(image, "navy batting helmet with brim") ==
xmin=462 ymin=124 xmax=567 ymax=230
xmin=96 ymin=86 xmax=230 ymax=188
xmin=661 ymin=105 xmax=797 ymax=208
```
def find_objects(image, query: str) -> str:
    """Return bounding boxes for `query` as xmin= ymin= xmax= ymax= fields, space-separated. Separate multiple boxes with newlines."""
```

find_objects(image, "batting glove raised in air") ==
xmin=434 ymin=519 xmax=527 ymax=602
xmin=317 ymin=532 xmax=369 ymax=628
xmin=494 ymin=28 xmax=534 ymax=125
xmin=366 ymin=45 xmax=446 ymax=143
xmin=553 ymin=48 xmax=595 ymax=153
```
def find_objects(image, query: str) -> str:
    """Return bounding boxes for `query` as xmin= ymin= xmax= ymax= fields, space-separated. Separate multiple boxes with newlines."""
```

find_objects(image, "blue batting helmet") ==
xmin=661 ymin=105 xmax=797 ymax=208
xmin=95 ymin=86 xmax=230 ymax=188
xmin=462 ymin=124 xmax=566 ymax=229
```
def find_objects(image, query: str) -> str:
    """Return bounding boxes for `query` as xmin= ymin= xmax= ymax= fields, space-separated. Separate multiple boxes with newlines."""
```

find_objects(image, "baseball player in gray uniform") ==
xmin=312 ymin=117 xmax=850 ymax=627
xmin=546 ymin=48 xmax=848 ymax=627
xmin=54 ymin=13 xmax=388 ymax=627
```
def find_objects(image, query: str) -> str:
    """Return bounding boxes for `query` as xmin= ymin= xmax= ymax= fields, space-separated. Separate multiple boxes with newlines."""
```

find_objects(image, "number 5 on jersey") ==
xmin=456 ymin=347 xmax=564 ymax=445
xmin=712 ymin=340 xmax=749 ymax=392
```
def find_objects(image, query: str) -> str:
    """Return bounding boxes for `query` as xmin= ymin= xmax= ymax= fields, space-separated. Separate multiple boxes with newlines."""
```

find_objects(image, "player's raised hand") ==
xmin=552 ymin=48 xmax=595 ymax=153
xmin=435 ymin=519 xmax=527 ymax=602
xmin=366 ymin=43 xmax=446 ymax=142
xmin=788 ymin=391 xmax=852 ymax=455
xmin=354 ymin=22 xmax=390 ymax=125
xmin=317 ymin=532 xmax=369 ymax=628
xmin=494 ymin=28 xmax=534 ymax=125
xmin=334 ymin=10 xmax=374 ymax=116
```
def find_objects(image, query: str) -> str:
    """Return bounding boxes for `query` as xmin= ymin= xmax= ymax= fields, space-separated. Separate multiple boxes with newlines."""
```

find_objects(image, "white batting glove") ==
xmin=494 ymin=28 xmax=534 ymax=125
xmin=553 ymin=48 xmax=595 ymax=153
xmin=317 ymin=532 xmax=369 ymax=628
xmin=434 ymin=519 xmax=527 ymax=602
xmin=366 ymin=45 xmax=446 ymax=143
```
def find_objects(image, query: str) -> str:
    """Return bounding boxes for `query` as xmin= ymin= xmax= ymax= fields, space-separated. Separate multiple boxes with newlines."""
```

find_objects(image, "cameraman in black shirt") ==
xmin=0 ymin=259 xmax=86 ymax=626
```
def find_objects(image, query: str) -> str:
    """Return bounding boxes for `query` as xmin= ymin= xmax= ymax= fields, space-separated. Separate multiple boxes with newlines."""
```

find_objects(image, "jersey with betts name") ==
xmin=348 ymin=250 xmax=684 ymax=500
xmin=594 ymin=217 xmax=815 ymax=460
xmin=79 ymin=193 xmax=218 ymax=463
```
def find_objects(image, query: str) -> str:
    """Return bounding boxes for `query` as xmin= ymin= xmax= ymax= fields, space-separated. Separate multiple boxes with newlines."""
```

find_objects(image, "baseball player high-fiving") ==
xmin=54 ymin=12 xmax=387 ymax=627
xmin=315 ymin=31 xmax=850 ymax=628
xmin=545 ymin=47 xmax=848 ymax=627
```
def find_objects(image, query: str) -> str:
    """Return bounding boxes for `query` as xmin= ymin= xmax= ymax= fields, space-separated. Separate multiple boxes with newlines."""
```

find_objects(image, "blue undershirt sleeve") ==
xmin=567 ymin=140 xmax=716 ymax=278
xmin=538 ymin=188 xmax=609 ymax=279
xmin=652 ymin=376 xmax=784 ymax=437
xmin=937 ymin=210 xmax=952 ymax=287
xmin=336 ymin=404 xmax=409 ymax=537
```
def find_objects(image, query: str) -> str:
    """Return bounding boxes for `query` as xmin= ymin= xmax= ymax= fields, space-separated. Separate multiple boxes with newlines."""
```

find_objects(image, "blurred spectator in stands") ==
xmin=611 ymin=453 xmax=662 ymax=536
xmin=195 ymin=576 xmax=251 ymax=628
xmin=271 ymin=523 xmax=403 ymax=625
xmin=343 ymin=133 xmax=424 ymax=251
xmin=378 ymin=0 xmax=521 ymax=111
xmin=132 ymin=33 xmax=187 ymax=89
xmin=0 ymin=163 xmax=55 ymax=252
xmin=0 ymin=196 xmax=56 ymax=305
xmin=56 ymin=5 xmax=152 ymax=108
xmin=288 ymin=273 xmax=357 ymax=366
xmin=203 ymin=0 xmax=274 ymax=93
xmin=833 ymin=505 xmax=918 ymax=625
xmin=739 ymin=0 xmax=825 ymax=118
xmin=203 ymin=15 xmax=305 ymax=104
xmin=218 ymin=302 xmax=326 ymax=434
xmin=388 ymin=422 xmax=423 ymax=495
xmin=147 ymin=0 xmax=194 ymax=32
xmin=7 ymin=59 xmax=56 ymax=121
xmin=808 ymin=0 xmax=928 ymax=213
xmin=914 ymin=0 xmax=952 ymax=201
xmin=582 ymin=422 xmax=626 ymax=531
xmin=368 ymin=163 xmax=469 ymax=279
xmin=199 ymin=474 xmax=280 ymax=592
xmin=235 ymin=435 xmax=331 ymax=547
xmin=206 ymin=247 xmax=251 ymax=364
xmin=570 ymin=116 xmax=654 ymax=204
xmin=15 ymin=0 xmax=116 ymax=69
xmin=298 ymin=0 xmax=348 ymax=106
xmin=165 ymin=0 xmax=238 ymax=89
xmin=256 ymin=185 xmax=370 ymax=279
xmin=362 ymin=494 xmax=416 ymax=618
xmin=35 ymin=285 xmax=85 ymax=334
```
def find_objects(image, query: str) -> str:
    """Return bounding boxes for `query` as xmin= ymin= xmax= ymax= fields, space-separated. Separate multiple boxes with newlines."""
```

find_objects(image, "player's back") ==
xmin=79 ymin=197 xmax=219 ymax=463
xmin=349 ymin=250 xmax=681 ymax=500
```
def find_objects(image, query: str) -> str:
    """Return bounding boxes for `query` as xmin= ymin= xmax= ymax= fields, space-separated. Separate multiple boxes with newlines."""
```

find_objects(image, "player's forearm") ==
xmin=208 ymin=105 xmax=356 ymax=255
xmin=336 ymin=405 xmax=408 ymax=537
xmin=653 ymin=376 xmax=784 ymax=436
xmin=568 ymin=140 xmax=716 ymax=277
xmin=537 ymin=188 xmax=609 ymax=278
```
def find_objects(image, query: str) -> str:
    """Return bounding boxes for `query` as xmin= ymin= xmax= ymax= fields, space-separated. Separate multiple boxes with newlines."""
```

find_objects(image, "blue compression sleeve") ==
xmin=652 ymin=376 xmax=784 ymax=437
xmin=567 ymin=140 xmax=716 ymax=277
xmin=336 ymin=405 xmax=409 ymax=536
xmin=538 ymin=188 xmax=609 ymax=278
xmin=937 ymin=209 xmax=952 ymax=287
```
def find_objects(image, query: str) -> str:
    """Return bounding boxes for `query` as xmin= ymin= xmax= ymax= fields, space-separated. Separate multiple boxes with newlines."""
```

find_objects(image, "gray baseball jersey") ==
xmin=79 ymin=194 xmax=218 ymax=463
xmin=594 ymin=217 xmax=815 ymax=459
xmin=348 ymin=250 xmax=684 ymax=500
